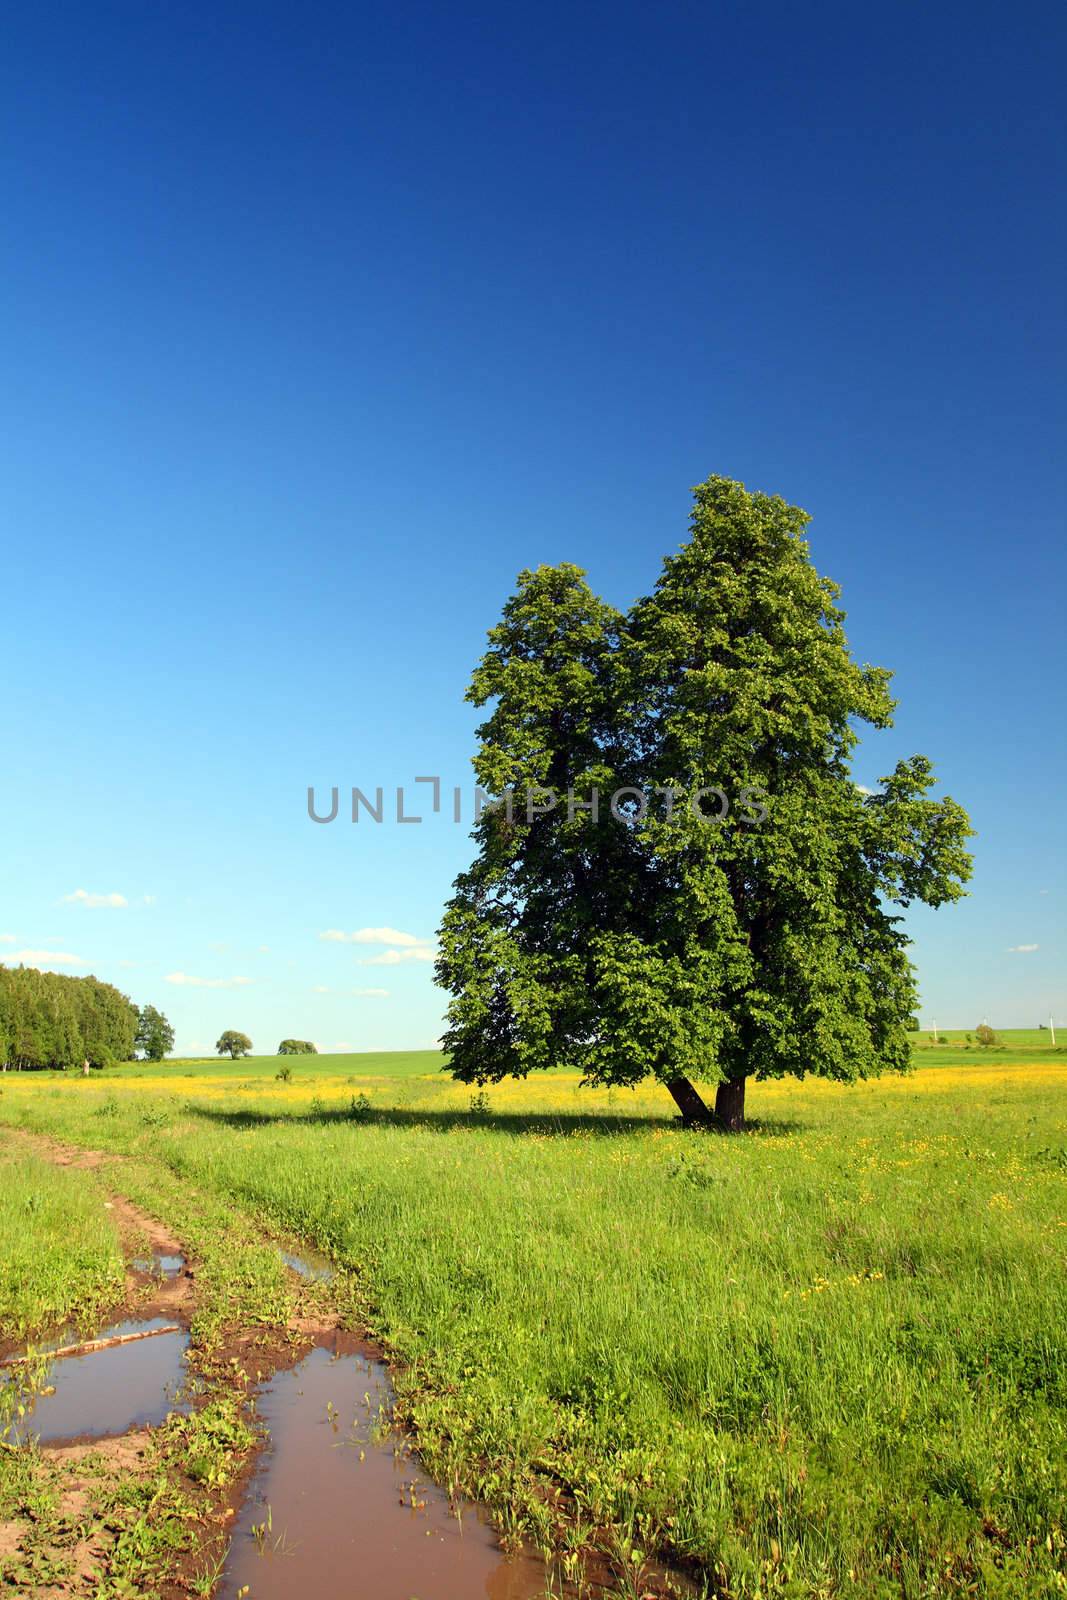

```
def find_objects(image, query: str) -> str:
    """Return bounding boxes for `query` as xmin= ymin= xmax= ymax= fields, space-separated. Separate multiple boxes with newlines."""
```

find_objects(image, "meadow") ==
xmin=0 ymin=1042 xmax=1065 ymax=1597
xmin=0 ymin=1146 xmax=124 ymax=1343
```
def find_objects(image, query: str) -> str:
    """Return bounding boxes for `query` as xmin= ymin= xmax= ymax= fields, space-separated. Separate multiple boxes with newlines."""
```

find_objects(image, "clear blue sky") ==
xmin=2 ymin=1 xmax=1064 ymax=1053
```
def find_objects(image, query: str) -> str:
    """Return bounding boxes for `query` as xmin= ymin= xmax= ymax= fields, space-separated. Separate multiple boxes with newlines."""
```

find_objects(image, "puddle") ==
xmin=6 ymin=1319 xmax=190 ymax=1444
xmin=133 ymin=1252 xmax=186 ymax=1278
xmin=278 ymin=1246 xmax=334 ymax=1284
xmin=218 ymin=1345 xmax=551 ymax=1599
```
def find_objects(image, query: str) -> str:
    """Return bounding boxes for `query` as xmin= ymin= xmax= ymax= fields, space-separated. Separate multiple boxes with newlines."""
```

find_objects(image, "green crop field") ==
xmin=1 ymin=1050 xmax=1065 ymax=1597
xmin=102 ymin=1046 xmax=446 ymax=1081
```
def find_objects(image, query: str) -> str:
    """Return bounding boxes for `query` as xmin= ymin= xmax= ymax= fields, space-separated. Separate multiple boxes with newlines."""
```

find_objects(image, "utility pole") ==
xmin=932 ymin=1019 xmax=938 ymax=1043
xmin=1051 ymin=1013 xmax=1057 ymax=1047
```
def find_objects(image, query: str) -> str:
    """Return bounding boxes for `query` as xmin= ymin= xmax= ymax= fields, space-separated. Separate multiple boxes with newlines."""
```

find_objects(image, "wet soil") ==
xmin=217 ymin=1342 xmax=551 ymax=1600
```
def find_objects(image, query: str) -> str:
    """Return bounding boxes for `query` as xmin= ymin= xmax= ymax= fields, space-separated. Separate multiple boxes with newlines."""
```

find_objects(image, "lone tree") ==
xmin=216 ymin=1030 xmax=252 ymax=1059
xmin=277 ymin=1038 xmax=318 ymax=1055
xmin=135 ymin=1004 xmax=175 ymax=1061
xmin=436 ymin=476 xmax=973 ymax=1130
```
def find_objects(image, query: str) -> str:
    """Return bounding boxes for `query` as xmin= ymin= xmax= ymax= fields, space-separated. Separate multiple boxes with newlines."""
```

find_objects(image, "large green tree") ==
xmin=136 ymin=1004 xmax=175 ymax=1061
xmin=436 ymin=476 xmax=973 ymax=1128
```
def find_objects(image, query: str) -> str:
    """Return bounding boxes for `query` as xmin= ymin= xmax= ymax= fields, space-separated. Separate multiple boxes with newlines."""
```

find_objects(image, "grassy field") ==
xmin=906 ymin=1028 xmax=1064 ymax=1070
xmin=0 ymin=1049 xmax=1065 ymax=1597
xmin=0 ymin=1145 xmax=125 ymax=1346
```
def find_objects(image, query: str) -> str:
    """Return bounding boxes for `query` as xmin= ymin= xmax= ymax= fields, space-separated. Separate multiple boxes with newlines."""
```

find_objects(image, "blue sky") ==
xmin=1 ymin=1 xmax=1064 ymax=1053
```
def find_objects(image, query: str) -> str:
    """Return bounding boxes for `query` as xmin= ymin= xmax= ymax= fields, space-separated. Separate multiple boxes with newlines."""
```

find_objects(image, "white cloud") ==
xmin=64 ymin=889 xmax=128 ymax=909
xmin=1006 ymin=943 xmax=1039 ymax=954
xmin=165 ymin=972 xmax=253 ymax=989
xmin=319 ymin=927 xmax=424 ymax=947
xmin=0 ymin=934 xmax=14 ymax=944
xmin=359 ymin=947 xmax=436 ymax=966
xmin=257 ymin=945 xmax=271 ymax=953
xmin=353 ymin=987 xmax=390 ymax=998
xmin=855 ymin=784 xmax=876 ymax=796
xmin=9 ymin=949 xmax=86 ymax=968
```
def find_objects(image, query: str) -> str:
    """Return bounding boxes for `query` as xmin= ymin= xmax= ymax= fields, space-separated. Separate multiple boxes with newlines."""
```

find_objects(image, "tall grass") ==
xmin=0 ymin=1146 xmax=124 ymax=1341
xmin=1 ymin=1063 xmax=1065 ymax=1596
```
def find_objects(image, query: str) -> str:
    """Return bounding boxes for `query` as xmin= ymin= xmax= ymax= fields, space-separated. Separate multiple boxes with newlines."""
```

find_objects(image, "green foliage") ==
xmin=275 ymin=1063 xmax=293 ymax=1082
xmin=976 ymin=1023 xmax=999 ymax=1047
xmin=0 ymin=964 xmax=137 ymax=1070
xmin=438 ymin=476 xmax=973 ymax=1096
xmin=277 ymin=1038 xmax=317 ymax=1055
xmin=135 ymin=1003 xmax=175 ymax=1061
xmin=215 ymin=1030 xmax=252 ymax=1059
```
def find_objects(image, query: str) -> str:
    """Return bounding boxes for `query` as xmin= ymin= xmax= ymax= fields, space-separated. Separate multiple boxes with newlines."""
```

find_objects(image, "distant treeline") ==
xmin=0 ymin=964 xmax=138 ymax=1070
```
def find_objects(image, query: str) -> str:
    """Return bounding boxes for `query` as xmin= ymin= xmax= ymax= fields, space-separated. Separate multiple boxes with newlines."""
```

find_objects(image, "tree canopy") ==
xmin=216 ymin=1030 xmax=253 ymax=1059
xmin=436 ymin=476 xmax=973 ymax=1128
xmin=0 ymin=965 xmax=139 ymax=1069
xmin=135 ymin=1004 xmax=175 ymax=1061
xmin=277 ymin=1038 xmax=317 ymax=1055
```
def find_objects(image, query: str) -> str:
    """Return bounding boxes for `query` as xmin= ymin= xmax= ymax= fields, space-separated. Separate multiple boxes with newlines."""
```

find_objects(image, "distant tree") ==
xmin=216 ymin=1030 xmax=253 ymax=1059
xmin=277 ymin=1038 xmax=318 ymax=1055
xmin=136 ymin=1005 xmax=175 ymax=1061
xmin=437 ymin=476 xmax=973 ymax=1130
xmin=975 ymin=1023 xmax=998 ymax=1048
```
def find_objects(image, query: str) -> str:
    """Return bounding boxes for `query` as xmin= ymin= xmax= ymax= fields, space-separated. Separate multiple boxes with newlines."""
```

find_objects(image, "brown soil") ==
xmin=0 ymin=1132 xmax=196 ymax=1361
xmin=1 ymin=1130 xmax=347 ymax=1597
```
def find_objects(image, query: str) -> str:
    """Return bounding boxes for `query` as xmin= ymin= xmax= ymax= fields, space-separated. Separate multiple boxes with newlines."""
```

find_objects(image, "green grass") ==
xmin=0 ymin=1145 xmax=125 ymax=1344
xmin=90 ymin=1031 xmax=1067 ymax=1082
xmin=908 ymin=1029 xmax=1059 ymax=1049
xmin=100 ymin=1048 xmax=447 ymax=1080
xmin=906 ymin=1029 xmax=1066 ymax=1070
xmin=1 ymin=1060 xmax=1065 ymax=1597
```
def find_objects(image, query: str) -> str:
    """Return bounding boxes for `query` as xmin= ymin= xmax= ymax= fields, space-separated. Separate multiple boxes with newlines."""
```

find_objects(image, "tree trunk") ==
xmin=665 ymin=1075 xmax=716 ymax=1127
xmin=714 ymin=1075 xmax=747 ymax=1132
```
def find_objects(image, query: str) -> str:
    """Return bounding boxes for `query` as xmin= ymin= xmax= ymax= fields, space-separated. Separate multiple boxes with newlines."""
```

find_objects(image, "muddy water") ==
xmin=278 ymin=1245 xmax=334 ymax=1283
xmin=132 ymin=1251 xmax=186 ymax=1277
xmin=218 ymin=1344 xmax=552 ymax=1600
xmin=8 ymin=1319 xmax=190 ymax=1444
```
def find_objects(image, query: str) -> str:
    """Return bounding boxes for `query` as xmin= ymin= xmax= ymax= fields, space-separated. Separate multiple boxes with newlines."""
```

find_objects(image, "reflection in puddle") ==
xmin=133 ymin=1252 xmax=186 ymax=1277
xmin=218 ymin=1346 xmax=550 ymax=1599
xmin=7 ymin=1319 xmax=190 ymax=1444
xmin=278 ymin=1247 xmax=334 ymax=1284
